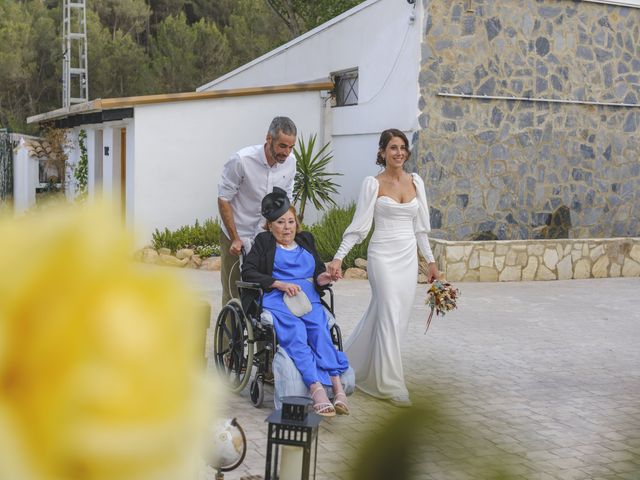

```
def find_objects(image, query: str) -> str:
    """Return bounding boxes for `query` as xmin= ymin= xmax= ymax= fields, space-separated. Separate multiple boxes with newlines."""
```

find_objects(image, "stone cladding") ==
xmin=413 ymin=0 xmax=640 ymax=241
xmin=431 ymin=237 xmax=640 ymax=281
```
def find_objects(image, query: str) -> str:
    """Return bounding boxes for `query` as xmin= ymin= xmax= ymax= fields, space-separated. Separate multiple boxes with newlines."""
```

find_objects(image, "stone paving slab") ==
xmin=172 ymin=268 xmax=640 ymax=480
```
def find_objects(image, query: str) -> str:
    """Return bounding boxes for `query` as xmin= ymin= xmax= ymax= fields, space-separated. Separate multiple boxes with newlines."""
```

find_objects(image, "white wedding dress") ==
xmin=335 ymin=174 xmax=435 ymax=399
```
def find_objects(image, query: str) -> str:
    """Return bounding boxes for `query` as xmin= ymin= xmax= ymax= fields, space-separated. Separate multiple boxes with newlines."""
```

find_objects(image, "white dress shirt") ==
xmin=218 ymin=144 xmax=296 ymax=245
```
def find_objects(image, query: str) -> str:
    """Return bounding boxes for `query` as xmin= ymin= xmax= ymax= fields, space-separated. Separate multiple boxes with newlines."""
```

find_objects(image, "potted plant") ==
xmin=292 ymin=133 xmax=342 ymax=223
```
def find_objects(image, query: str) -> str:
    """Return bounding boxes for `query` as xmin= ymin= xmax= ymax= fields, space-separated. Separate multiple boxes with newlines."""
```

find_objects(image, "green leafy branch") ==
xmin=293 ymin=133 xmax=342 ymax=223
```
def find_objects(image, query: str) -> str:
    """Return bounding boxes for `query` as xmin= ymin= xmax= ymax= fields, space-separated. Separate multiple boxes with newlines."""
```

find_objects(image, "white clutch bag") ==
xmin=283 ymin=290 xmax=313 ymax=317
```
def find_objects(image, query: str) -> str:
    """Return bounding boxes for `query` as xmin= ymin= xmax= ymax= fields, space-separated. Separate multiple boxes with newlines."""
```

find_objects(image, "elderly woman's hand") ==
xmin=316 ymin=271 xmax=333 ymax=286
xmin=272 ymin=280 xmax=301 ymax=297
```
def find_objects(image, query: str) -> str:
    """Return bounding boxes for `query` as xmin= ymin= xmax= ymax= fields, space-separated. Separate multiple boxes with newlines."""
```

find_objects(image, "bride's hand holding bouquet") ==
xmin=424 ymin=275 xmax=460 ymax=333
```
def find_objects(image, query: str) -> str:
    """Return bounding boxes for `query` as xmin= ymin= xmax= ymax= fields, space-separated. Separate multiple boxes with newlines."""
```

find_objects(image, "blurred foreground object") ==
xmin=208 ymin=417 xmax=247 ymax=479
xmin=348 ymin=397 xmax=516 ymax=480
xmin=0 ymin=204 xmax=215 ymax=480
xmin=425 ymin=280 xmax=460 ymax=333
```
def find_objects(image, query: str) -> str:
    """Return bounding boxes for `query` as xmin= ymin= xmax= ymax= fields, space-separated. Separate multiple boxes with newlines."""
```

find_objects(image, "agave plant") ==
xmin=293 ymin=134 xmax=342 ymax=223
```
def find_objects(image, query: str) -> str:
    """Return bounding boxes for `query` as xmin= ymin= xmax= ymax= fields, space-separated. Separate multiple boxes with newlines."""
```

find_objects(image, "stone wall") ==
xmin=414 ymin=0 xmax=640 ymax=241
xmin=432 ymin=237 xmax=640 ymax=282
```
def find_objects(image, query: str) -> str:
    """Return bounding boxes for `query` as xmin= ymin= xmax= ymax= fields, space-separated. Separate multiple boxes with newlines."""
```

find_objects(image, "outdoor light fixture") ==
xmin=265 ymin=396 xmax=322 ymax=480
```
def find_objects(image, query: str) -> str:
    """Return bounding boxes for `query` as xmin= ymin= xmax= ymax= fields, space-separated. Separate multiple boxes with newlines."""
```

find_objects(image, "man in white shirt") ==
xmin=217 ymin=116 xmax=297 ymax=307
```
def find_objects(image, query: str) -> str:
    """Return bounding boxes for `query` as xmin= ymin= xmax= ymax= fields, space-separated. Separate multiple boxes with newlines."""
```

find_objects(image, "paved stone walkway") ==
xmin=175 ymin=268 xmax=640 ymax=480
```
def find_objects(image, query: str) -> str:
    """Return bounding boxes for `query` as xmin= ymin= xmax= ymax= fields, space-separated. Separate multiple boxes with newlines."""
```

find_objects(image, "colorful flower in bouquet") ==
xmin=424 ymin=280 xmax=460 ymax=333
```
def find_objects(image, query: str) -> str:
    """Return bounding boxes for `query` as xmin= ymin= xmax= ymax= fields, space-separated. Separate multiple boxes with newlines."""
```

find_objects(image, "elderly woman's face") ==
xmin=270 ymin=210 xmax=297 ymax=246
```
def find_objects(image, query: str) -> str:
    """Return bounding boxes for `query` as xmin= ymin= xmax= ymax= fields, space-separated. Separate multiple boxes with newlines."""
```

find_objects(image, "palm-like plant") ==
xmin=293 ymin=134 xmax=342 ymax=223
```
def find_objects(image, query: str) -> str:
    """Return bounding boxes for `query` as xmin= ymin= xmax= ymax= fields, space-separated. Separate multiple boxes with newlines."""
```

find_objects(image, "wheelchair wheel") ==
xmin=249 ymin=375 xmax=264 ymax=407
xmin=213 ymin=299 xmax=254 ymax=393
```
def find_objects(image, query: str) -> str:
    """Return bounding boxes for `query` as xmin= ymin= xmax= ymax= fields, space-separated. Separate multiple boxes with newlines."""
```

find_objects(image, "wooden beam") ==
xmin=27 ymin=80 xmax=334 ymax=124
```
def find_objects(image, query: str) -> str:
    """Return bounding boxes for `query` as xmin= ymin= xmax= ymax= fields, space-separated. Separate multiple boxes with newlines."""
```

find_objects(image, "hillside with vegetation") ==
xmin=0 ymin=0 xmax=362 ymax=133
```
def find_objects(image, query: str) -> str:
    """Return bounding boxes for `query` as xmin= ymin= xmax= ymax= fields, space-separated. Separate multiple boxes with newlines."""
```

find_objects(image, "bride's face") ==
xmin=269 ymin=209 xmax=297 ymax=246
xmin=380 ymin=136 xmax=408 ymax=168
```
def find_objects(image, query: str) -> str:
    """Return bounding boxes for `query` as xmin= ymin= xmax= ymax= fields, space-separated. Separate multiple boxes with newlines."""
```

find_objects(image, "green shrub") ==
xmin=309 ymin=203 xmax=371 ymax=269
xmin=151 ymin=218 xmax=222 ymax=256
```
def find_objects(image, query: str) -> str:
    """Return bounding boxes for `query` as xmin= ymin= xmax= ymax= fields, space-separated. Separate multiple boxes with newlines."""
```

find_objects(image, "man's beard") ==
xmin=270 ymin=143 xmax=287 ymax=164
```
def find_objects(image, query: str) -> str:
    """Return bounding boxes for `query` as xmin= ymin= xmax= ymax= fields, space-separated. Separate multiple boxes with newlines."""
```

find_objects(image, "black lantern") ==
xmin=265 ymin=396 xmax=323 ymax=480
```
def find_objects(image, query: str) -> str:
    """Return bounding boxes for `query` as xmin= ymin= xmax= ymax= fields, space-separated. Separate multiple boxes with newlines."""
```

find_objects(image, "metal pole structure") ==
xmin=62 ymin=0 xmax=89 ymax=109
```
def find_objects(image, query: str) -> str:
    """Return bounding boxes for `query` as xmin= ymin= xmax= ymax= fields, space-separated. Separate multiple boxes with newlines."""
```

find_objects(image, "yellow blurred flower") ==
xmin=0 ymin=205 xmax=215 ymax=480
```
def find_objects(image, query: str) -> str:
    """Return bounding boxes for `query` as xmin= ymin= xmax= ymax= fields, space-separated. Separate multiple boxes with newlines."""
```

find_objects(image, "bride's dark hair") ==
xmin=376 ymin=129 xmax=411 ymax=166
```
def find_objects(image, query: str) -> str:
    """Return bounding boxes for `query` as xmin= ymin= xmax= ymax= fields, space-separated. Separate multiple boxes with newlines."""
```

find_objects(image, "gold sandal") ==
xmin=332 ymin=392 xmax=350 ymax=416
xmin=311 ymin=385 xmax=336 ymax=417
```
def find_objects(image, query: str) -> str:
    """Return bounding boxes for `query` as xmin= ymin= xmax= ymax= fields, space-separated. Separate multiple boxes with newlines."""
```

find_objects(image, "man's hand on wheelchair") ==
xmin=272 ymin=280 xmax=301 ymax=297
xmin=229 ymin=238 xmax=244 ymax=256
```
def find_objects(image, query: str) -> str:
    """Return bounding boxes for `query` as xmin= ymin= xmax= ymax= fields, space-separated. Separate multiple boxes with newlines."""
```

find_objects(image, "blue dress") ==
xmin=262 ymin=244 xmax=349 ymax=387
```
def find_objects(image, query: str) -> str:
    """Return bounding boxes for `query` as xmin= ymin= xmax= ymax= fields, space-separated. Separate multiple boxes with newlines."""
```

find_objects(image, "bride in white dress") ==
xmin=327 ymin=129 xmax=440 ymax=407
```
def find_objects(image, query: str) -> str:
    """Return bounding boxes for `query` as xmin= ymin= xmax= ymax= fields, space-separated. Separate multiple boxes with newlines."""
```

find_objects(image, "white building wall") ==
xmin=125 ymin=121 xmax=135 ymax=229
xmin=64 ymin=130 xmax=79 ymax=201
xmin=130 ymin=90 xmax=324 ymax=245
xmin=12 ymin=138 xmax=38 ymax=214
xmin=101 ymin=127 xmax=115 ymax=202
xmin=198 ymin=0 xmax=424 ymax=204
xmin=86 ymin=129 xmax=96 ymax=198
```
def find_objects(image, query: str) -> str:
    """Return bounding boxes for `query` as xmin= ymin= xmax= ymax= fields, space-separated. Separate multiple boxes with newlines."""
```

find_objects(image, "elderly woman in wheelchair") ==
xmin=234 ymin=187 xmax=351 ymax=417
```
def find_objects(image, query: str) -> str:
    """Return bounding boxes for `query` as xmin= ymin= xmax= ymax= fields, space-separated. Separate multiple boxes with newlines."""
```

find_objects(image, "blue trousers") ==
xmin=271 ymin=303 xmax=349 ymax=387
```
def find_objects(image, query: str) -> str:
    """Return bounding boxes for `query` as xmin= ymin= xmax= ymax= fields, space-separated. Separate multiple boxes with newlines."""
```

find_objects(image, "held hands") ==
xmin=272 ymin=280 xmax=301 ymax=297
xmin=229 ymin=238 xmax=243 ymax=256
xmin=326 ymin=259 xmax=343 ymax=281
xmin=316 ymin=271 xmax=333 ymax=286
xmin=427 ymin=262 xmax=441 ymax=283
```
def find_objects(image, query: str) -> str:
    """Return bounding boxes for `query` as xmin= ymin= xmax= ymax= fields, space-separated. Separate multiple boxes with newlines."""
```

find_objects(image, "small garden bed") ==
xmin=141 ymin=204 xmax=372 ymax=271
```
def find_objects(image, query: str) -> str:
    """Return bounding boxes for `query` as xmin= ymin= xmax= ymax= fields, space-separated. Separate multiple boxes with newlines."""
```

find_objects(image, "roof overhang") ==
xmin=27 ymin=79 xmax=334 ymax=127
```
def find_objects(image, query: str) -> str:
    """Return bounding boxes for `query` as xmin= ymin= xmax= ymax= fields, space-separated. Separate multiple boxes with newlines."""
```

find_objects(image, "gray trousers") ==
xmin=219 ymin=232 xmax=241 ymax=308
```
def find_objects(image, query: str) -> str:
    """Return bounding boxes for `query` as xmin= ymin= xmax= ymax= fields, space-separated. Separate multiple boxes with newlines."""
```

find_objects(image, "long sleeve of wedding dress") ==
xmin=412 ymin=174 xmax=435 ymax=263
xmin=334 ymin=176 xmax=379 ymax=261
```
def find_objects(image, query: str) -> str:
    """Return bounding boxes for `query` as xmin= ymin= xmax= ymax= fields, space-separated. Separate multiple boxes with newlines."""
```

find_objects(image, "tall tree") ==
xmin=0 ymin=0 xmax=363 ymax=132
xmin=151 ymin=13 xmax=198 ymax=92
xmin=90 ymin=0 xmax=151 ymax=40
xmin=185 ymin=0 xmax=235 ymax=27
xmin=192 ymin=19 xmax=231 ymax=86
xmin=224 ymin=0 xmax=291 ymax=70
xmin=87 ymin=9 xmax=156 ymax=97
xmin=151 ymin=12 xmax=229 ymax=92
xmin=265 ymin=0 xmax=363 ymax=36
xmin=0 ymin=1 xmax=59 ymax=132
xmin=148 ymin=0 xmax=186 ymax=26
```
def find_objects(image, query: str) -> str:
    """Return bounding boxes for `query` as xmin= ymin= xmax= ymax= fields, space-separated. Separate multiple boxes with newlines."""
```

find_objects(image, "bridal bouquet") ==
xmin=425 ymin=280 xmax=460 ymax=333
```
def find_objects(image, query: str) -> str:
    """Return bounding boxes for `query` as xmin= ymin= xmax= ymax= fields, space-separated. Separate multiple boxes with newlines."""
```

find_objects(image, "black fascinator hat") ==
xmin=261 ymin=187 xmax=291 ymax=221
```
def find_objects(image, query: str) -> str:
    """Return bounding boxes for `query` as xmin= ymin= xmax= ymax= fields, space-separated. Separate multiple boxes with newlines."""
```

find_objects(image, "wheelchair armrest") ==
xmin=318 ymin=283 xmax=333 ymax=296
xmin=318 ymin=284 xmax=334 ymax=313
xmin=236 ymin=281 xmax=262 ymax=290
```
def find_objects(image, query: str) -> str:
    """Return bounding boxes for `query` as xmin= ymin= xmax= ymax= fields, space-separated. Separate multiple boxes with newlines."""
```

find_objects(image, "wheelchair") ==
xmin=213 ymin=280 xmax=344 ymax=408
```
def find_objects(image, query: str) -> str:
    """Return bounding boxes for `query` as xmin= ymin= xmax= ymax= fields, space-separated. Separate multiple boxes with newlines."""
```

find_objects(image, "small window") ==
xmin=332 ymin=68 xmax=359 ymax=106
